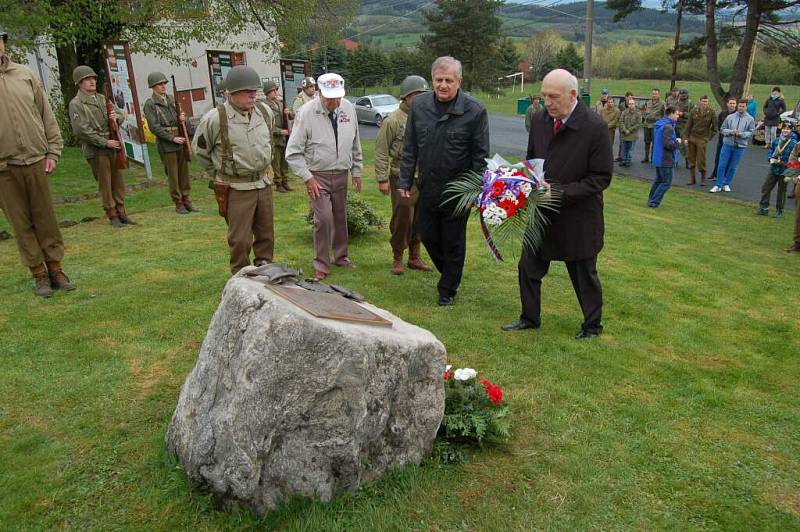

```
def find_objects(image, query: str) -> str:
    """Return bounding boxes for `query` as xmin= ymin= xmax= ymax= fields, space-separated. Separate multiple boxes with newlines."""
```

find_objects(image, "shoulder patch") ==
xmin=196 ymin=134 xmax=207 ymax=150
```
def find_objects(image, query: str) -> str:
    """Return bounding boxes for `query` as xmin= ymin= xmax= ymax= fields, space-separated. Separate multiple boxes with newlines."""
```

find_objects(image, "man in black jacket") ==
xmin=502 ymin=69 xmax=612 ymax=339
xmin=397 ymin=56 xmax=490 ymax=306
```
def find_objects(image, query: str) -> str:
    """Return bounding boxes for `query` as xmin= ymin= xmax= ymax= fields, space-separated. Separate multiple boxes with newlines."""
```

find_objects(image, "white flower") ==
xmin=453 ymin=368 xmax=477 ymax=381
xmin=445 ymin=365 xmax=452 ymax=372
xmin=482 ymin=204 xmax=507 ymax=226
xmin=501 ymin=190 xmax=518 ymax=203
xmin=520 ymin=182 xmax=532 ymax=197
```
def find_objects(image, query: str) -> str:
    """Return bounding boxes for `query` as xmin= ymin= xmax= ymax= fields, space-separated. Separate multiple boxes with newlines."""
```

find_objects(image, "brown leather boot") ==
xmin=699 ymin=171 xmax=706 ymax=187
xmin=391 ymin=251 xmax=404 ymax=275
xmin=407 ymin=244 xmax=433 ymax=272
xmin=30 ymin=264 xmax=53 ymax=298
xmin=175 ymin=200 xmax=189 ymax=214
xmin=182 ymin=196 xmax=199 ymax=212
xmin=47 ymin=261 xmax=76 ymax=291
xmin=282 ymin=181 xmax=294 ymax=192
xmin=106 ymin=207 xmax=124 ymax=228
xmin=117 ymin=205 xmax=138 ymax=225
xmin=688 ymin=166 xmax=696 ymax=185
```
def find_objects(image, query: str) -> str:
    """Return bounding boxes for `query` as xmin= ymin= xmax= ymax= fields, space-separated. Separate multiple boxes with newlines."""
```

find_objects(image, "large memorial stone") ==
xmin=166 ymin=272 xmax=446 ymax=515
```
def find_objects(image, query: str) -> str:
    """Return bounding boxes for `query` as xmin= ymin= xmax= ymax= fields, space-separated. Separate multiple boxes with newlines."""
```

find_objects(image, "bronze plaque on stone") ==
xmin=266 ymin=285 xmax=392 ymax=327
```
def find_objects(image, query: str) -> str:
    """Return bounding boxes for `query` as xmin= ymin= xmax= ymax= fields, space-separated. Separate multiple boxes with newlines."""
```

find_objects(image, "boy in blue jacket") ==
xmin=757 ymin=124 xmax=797 ymax=217
xmin=648 ymin=107 xmax=681 ymax=208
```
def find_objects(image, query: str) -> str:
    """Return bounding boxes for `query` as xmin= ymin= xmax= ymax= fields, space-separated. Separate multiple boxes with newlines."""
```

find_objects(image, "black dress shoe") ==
xmin=501 ymin=319 xmax=538 ymax=331
xmin=575 ymin=329 xmax=602 ymax=340
xmin=437 ymin=296 xmax=455 ymax=306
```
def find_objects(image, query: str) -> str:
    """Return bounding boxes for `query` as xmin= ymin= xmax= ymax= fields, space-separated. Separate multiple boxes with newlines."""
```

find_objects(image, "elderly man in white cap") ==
xmin=286 ymin=72 xmax=363 ymax=281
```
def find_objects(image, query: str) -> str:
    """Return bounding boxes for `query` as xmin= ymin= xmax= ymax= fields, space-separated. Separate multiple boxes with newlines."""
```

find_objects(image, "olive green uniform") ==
xmin=684 ymin=105 xmax=717 ymax=180
xmin=291 ymin=90 xmax=314 ymax=114
xmin=265 ymin=96 xmax=290 ymax=189
xmin=375 ymin=101 xmax=422 ymax=256
xmin=675 ymin=97 xmax=693 ymax=162
xmin=524 ymin=101 xmax=543 ymax=132
xmin=619 ymin=108 xmax=643 ymax=141
xmin=69 ymin=90 xmax=128 ymax=220
xmin=599 ymin=105 xmax=620 ymax=147
xmin=642 ymin=99 xmax=666 ymax=162
xmin=192 ymin=100 xmax=275 ymax=274
xmin=0 ymin=56 xmax=65 ymax=269
xmin=143 ymin=93 xmax=192 ymax=207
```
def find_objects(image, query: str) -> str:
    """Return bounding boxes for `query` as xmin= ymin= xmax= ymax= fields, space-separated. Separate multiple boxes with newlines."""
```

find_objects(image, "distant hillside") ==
xmin=355 ymin=1 xmax=702 ymax=49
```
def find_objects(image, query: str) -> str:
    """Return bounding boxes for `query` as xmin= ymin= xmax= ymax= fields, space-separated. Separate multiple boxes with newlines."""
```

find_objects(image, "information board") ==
xmin=207 ymin=50 xmax=247 ymax=107
xmin=102 ymin=41 xmax=148 ymax=166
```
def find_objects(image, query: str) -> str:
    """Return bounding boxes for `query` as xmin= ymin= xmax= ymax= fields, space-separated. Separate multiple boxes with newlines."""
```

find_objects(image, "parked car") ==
xmin=352 ymin=94 xmax=400 ymax=126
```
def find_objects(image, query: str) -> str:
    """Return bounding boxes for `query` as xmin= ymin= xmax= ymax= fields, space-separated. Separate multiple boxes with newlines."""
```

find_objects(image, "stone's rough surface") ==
xmin=166 ymin=272 xmax=446 ymax=515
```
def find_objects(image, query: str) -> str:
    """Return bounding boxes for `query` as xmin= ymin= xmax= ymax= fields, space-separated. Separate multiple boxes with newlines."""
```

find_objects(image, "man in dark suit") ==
xmin=502 ymin=69 xmax=613 ymax=339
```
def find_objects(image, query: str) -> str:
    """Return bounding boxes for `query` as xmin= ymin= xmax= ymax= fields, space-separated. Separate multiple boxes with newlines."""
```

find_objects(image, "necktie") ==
xmin=329 ymin=111 xmax=339 ymax=150
xmin=553 ymin=118 xmax=563 ymax=135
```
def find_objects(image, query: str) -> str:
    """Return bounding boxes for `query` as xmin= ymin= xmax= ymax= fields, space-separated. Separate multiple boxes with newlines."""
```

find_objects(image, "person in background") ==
xmin=263 ymin=81 xmax=293 ymax=193
xmin=598 ymin=98 xmax=620 ymax=152
xmin=757 ymin=123 xmax=796 ymax=218
xmin=0 ymin=25 xmax=75 ymax=298
xmin=710 ymin=96 xmax=737 ymax=182
xmin=594 ymin=88 xmax=610 ymax=113
xmin=291 ymin=76 xmax=316 ymax=115
xmin=675 ymin=88 xmax=693 ymax=168
xmin=746 ymin=93 xmax=758 ymax=122
xmin=784 ymin=141 xmax=800 ymax=253
xmin=711 ymin=99 xmax=755 ymax=193
xmin=618 ymin=97 xmax=642 ymax=167
xmin=524 ymin=95 xmax=543 ymax=132
xmin=615 ymin=92 xmax=634 ymax=161
xmin=762 ymin=86 xmax=787 ymax=149
xmin=648 ymin=107 xmax=680 ymax=208
xmin=642 ymin=88 xmax=665 ymax=163
xmin=665 ymin=87 xmax=680 ymax=109
xmin=684 ymin=95 xmax=717 ymax=186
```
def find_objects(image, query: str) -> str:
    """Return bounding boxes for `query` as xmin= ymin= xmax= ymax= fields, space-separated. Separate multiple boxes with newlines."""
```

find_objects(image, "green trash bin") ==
xmin=581 ymin=92 xmax=590 ymax=108
xmin=517 ymin=98 xmax=531 ymax=115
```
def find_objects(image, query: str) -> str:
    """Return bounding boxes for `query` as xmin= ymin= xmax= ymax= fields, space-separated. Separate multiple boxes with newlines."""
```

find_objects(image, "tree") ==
xmin=495 ymin=37 xmax=521 ymax=76
xmin=419 ymin=0 xmax=505 ymax=90
xmin=551 ymin=43 xmax=583 ymax=75
xmin=524 ymin=31 xmax=564 ymax=81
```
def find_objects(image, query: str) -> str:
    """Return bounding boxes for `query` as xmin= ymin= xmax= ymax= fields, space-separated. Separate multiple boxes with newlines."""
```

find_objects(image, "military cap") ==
xmin=300 ymin=76 xmax=316 ymax=89
xmin=679 ymin=88 xmax=689 ymax=95
xmin=262 ymin=80 xmax=278 ymax=94
xmin=73 ymin=65 xmax=97 ymax=85
xmin=147 ymin=71 xmax=168 ymax=88
xmin=224 ymin=65 xmax=260 ymax=93
xmin=399 ymin=75 xmax=429 ymax=99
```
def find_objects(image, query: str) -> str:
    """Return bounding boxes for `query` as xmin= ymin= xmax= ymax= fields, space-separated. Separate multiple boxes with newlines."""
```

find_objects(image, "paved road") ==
xmin=360 ymin=113 xmax=796 ymax=210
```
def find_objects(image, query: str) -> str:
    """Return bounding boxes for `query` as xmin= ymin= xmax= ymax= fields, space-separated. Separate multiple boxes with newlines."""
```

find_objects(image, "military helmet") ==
xmin=225 ymin=65 xmax=260 ymax=93
xmin=399 ymin=75 xmax=429 ymax=99
xmin=73 ymin=65 xmax=98 ymax=85
xmin=262 ymin=80 xmax=278 ymax=94
xmin=300 ymin=76 xmax=316 ymax=89
xmin=679 ymin=88 xmax=689 ymax=95
xmin=147 ymin=71 xmax=168 ymax=88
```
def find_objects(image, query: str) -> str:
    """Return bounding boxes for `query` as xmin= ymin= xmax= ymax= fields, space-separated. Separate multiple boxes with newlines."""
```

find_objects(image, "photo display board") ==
xmin=207 ymin=50 xmax=247 ymax=107
xmin=103 ymin=42 xmax=147 ymax=164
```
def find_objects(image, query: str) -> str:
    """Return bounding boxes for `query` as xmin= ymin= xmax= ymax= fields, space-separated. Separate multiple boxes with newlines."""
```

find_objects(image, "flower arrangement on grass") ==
xmin=443 ymin=154 xmax=560 ymax=261
xmin=439 ymin=365 xmax=510 ymax=447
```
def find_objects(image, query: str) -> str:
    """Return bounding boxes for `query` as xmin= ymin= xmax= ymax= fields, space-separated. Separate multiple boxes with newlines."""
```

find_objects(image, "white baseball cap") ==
xmin=317 ymin=73 xmax=345 ymax=98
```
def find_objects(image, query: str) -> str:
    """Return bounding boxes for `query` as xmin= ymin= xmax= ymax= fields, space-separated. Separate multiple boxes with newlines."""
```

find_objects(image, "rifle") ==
xmin=105 ymin=86 xmax=129 ymax=170
xmin=171 ymin=75 xmax=192 ymax=161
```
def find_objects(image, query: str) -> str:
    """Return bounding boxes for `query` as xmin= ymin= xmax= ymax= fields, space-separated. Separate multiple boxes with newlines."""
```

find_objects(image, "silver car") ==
xmin=352 ymin=94 xmax=400 ymax=127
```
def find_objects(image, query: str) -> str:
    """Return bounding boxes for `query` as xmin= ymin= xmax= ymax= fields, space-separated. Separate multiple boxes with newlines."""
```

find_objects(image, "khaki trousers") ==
xmin=88 ymin=152 xmax=126 ymax=214
xmin=272 ymin=145 xmax=289 ymax=185
xmin=793 ymin=197 xmax=800 ymax=244
xmin=388 ymin=175 xmax=421 ymax=254
xmin=227 ymin=186 xmax=274 ymax=274
xmin=160 ymin=150 xmax=190 ymax=202
xmin=0 ymin=160 xmax=64 ymax=267
xmin=310 ymin=171 xmax=349 ymax=274
xmin=687 ymin=136 xmax=709 ymax=173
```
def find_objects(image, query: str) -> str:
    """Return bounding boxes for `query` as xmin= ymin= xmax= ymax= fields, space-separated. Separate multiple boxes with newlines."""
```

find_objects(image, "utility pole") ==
xmin=670 ymin=0 xmax=684 ymax=91
xmin=583 ymin=0 xmax=594 ymax=98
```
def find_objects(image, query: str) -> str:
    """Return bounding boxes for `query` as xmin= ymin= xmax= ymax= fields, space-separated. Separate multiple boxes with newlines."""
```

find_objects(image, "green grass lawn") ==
xmin=1 ymin=140 xmax=799 ymax=530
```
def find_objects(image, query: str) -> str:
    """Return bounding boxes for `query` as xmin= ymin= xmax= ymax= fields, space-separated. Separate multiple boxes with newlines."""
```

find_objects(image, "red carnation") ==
xmin=443 ymin=370 xmax=454 ymax=381
xmin=486 ymin=384 xmax=503 ymax=405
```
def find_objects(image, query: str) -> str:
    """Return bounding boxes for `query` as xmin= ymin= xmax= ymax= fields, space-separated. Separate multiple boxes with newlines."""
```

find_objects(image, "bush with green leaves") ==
xmin=305 ymin=195 xmax=384 ymax=236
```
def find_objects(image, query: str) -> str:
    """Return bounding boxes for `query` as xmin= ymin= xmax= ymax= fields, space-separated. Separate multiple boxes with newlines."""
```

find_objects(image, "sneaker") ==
xmin=774 ymin=209 xmax=784 ymax=218
xmin=709 ymin=186 xmax=721 ymax=193
xmin=756 ymin=207 xmax=769 ymax=216
xmin=723 ymin=185 xmax=731 ymax=192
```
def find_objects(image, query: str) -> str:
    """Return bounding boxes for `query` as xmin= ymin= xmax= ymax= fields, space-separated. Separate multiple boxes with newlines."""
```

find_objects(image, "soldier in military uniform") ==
xmin=684 ymin=95 xmax=718 ymax=186
xmin=598 ymin=98 xmax=620 ymax=150
xmin=374 ymin=75 xmax=433 ymax=275
xmin=675 ymin=88 xmax=693 ymax=168
xmin=192 ymin=66 xmax=275 ymax=274
xmin=263 ymin=81 xmax=292 ymax=193
xmin=291 ymin=76 xmax=316 ymax=115
xmin=665 ymin=87 xmax=680 ymax=109
xmin=143 ymin=72 xmax=196 ymax=213
xmin=642 ymin=88 xmax=666 ymax=163
xmin=0 ymin=25 xmax=76 ymax=297
xmin=69 ymin=65 xmax=136 ymax=227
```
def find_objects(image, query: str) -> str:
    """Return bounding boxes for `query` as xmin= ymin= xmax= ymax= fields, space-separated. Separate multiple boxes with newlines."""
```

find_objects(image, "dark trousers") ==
xmin=759 ymin=171 xmax=788 ymax=211
xmin=710 ymin=135 xmax=723 ymax=178
xmin=419 ymin=208 xmax=468 ymax=298
xmin=643 ymin=127 xmax=654 ymax=161
xmin=518 ymin=251 xmax=603 ymax=333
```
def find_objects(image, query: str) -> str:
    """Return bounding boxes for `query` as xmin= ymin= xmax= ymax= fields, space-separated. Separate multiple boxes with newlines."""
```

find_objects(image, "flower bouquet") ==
xmin=443 ymin=154 xmax=560 ymax=261
xmin=440 ymin=365 xmax=510 ymax=446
